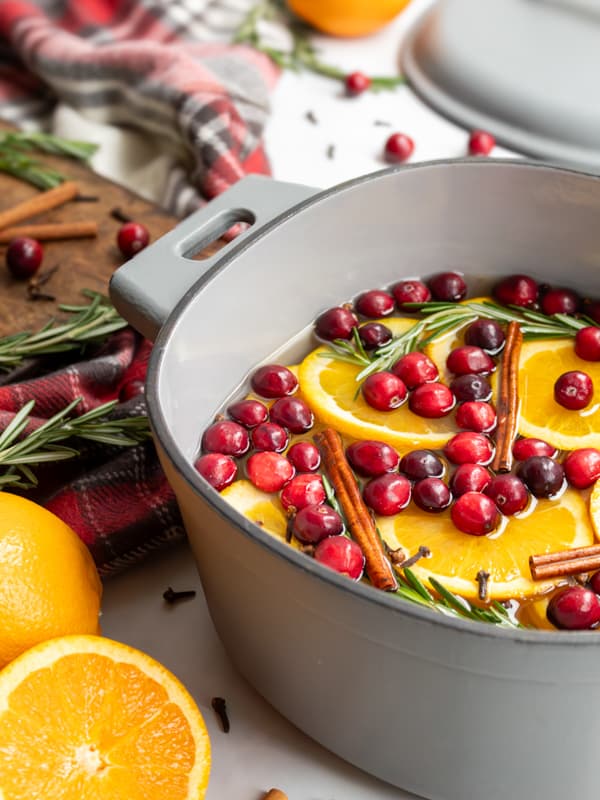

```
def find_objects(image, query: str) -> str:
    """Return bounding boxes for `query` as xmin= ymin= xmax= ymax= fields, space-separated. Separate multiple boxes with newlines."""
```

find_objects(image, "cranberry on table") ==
xmin=484 ymin=474 xmax=529 ymax=516
xmin=447 ymin=345 xmax=495 ymax=376
xmin=444 ymin=432 xmax=494 ymax=465
xmin=286 ymin=441 xmax=321 ymax=473
xmin=315 ymin=306 xmax=359 ymax=341
xmin=117 ymin=221 xmax=150 ymax=259
xmin=363 ymin=473 xmax=411 ymax=516
xmin=202 ymin=420 xmax=249 ymax=457
xmin=270 ymin=396 xmax=314 ymax=433
xmin=399 ymin=449 xmax=445 ymax=481
xmin=512 ymin=437 xmax=557 ymax=461
xmin=554 ymin=370 xmax=593 ymax=411
xmin=492 ymin=274 xmax=538 ymax=307
xmin=409 ymin=382 xmax=455 ymax=418
xmin=362 ymin=371 xmax=407 ymax=411
xmin=563 ymin=448 xmax=600 ymax=489
xmin=464 ymin=319 xmax=505 ymax=354
xmin=194 ymin=453 xmax=237 ymax=492
xmin=6 ymin=236 xmax=43 ymax=279
xmin=450 ymin=463 xmax=492 ymax=496
xmin=246 ymin=451 xmax=294 ymax=493
xmin=314 ymin=535 xmax=365 ymax=580
xmin=412 ymin=477 xmax=451 ymax=512
xmin=468 ymin=129 xmax=496 ymax=156
xmin=346 ymin=439 xmax=399 ymax=477
xmin=280 ymin=474 xmax=326 ymax=512
xmin=292 ymin=503 xmax=344 ymax=544
xmin=392 ymin=351 xmax=439 ymax=388
xmin=456 ymin=401 xmax=497 ymax=433
xmin=427 ymin=271 xmax=467 ymax=302
xmin=355 ymin=289 xmax=395 ymax=318
xmin=358 ymin=322 xmax=393 ymax=350
xmin=251 ymin=364 xmax=298 ymax=398
xmin=383 ymin=132 xmax=414 ymax=163
xmin=227 ymin=398 xmax=269 ymax=428
xmin=451 ymin=492 xmax=501 ymax=536
xmin=540 ymin=287 xmax=580 ymax=316
xmin=575 ymin=327 xmax=600 ymax=361
xmin=516 ymin=455 xmax=565 ymax=498
xmin=450 ymin=373 xmax=493 ymax=403
xmin=251 ymin=422 xmax=289 ymax=453
xmin=547 ymin=586 xmax=600 ymax=630
xmin=390 ymin=279 xmax=431 ymax=308
xmin=345 ymin=70 xmax=371 ymax=96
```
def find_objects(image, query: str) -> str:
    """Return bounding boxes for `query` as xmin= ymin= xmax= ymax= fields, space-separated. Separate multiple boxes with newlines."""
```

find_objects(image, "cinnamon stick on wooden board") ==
xmin=0 ymin=181 xmax=78 ymax=230
xmin=0 ymin=221 xmax=97 ymax=242
xmin=491 ymin=321 xmax=523 ymax=472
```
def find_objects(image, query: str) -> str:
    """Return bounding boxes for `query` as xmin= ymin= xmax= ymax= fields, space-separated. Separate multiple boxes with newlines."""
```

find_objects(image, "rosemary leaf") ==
xmin=0 ymin=132 xmax=98 ymax=188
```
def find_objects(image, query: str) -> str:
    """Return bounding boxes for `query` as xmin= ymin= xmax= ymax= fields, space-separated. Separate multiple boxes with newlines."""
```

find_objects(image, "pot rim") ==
xmin=146 ymin=156 xmax=600 ymax=646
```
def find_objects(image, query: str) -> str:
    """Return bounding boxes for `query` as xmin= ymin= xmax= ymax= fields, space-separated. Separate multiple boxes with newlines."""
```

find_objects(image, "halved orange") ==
xmin=0 ymin=635 xmax=211 ymax=799
xmin=221 ymin=480 xmax=295 ymax=545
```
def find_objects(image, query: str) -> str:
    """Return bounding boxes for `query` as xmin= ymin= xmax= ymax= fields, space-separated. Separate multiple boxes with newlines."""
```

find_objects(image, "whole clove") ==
xmin=27 ymin=263 xmax=59 ymax=302
xmin=211 ymin=696 xmax=230 ymax=732
xmin=401 ymin=545 xmax=431 ymax=570
xmin=476 ymin=569 xmax=490 ymax=602
xmin=162 ymin=586 xmax=196 ymax=604
xmin=110 ymin=207 xmax=132 ymax=224
xmin=305 ymin=109 xmax=318 ymax=125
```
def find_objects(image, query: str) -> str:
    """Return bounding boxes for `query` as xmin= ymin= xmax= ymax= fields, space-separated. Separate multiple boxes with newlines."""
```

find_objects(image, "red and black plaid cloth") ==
xmin=0 ymin=0 xmax=280 ymax=575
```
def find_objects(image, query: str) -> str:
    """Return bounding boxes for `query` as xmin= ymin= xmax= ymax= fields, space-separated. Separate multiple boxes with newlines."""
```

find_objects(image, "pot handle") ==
xmin=109 ymin=175 xmax=318 ymax=340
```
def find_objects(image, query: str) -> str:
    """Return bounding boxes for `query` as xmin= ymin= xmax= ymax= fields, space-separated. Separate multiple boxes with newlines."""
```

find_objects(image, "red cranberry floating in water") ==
xmin=512 ymin=437 xmax=557 ymax=461
xmin=194 ymin=453 xmax=237 ymax=492
xmin=6 ymin=236 xmax=43 ymax=279
xmin=345 ymin=70 xmax=371 ymax=95
xmin=384 ymin=132 xmax=414 ymax=163
xmin=251 ymin=422 xmax=289 ymax=452
xmin=563 ymin=448 xmax=600 ymax=489
xmin=362 ymin=371 xmax=407 ymax=411
xmin=540 ymin=287 xmax=580 ymax=316
xmin=227 ymin=398 xmax=269 ymax=428
xmin=468 ymin=129 xmax=496 ymax=156
xmin=451 ymin=492 xmax=501 ymax=536
xmin=251 ymin=364 xmax=298 ymax=398
xmin=450 ymin=463 xmax=492 ymax=496
xmin=447 ymin=346 xmax=495 ymax=376
xmin=409 ymin=383 xmax=455 ymax=418
xmin=484 ymin=474 xmax=529 ymax=516
xmin=589 ymin=571 xmax=600 ymax=595
xmin=293 ymin=503 xmax=344 ymax=544
xmin=315 ymin=306 xmax=359 ymax=341
xmin=246 ymin=451 xmax=294 ymax=493
xmin=493 ymin=274 xmax=538 ymax=308
xmin=355 ymin=289 xmax=395 ymax=318
xmin=399 ymin=449 xmax=445 ymax=481
xmin=270 ymin=396 xmax=314 ymax=433
xmin=202 ymin=420 xmax=249 ymax=457
xmin=427 ymin=272 xmax=467 ymax=302
xmin=444 ymin=432 xmax=494 ymax=465
xmin=315 ymin=535 xmax=365 ymax=580
xmin=346 ymin=439 xmax=399 ymax=477
xmin=575 ymin=327 xmax=600 ymax=362
xmin=358 ymin=322 xmax=393 ymax=350
xmin=583 ymin=300 xmax=600 ymax=325
xmin=516 ymin=455 xmax=565 ymax=498
xmin=450 ymin=373 xmax=492 ymax=403
xmin=117 ymin=221 xmax=150 ymax=259
xmin=456 ymin=401 xmax=497 ymax=433
xmin=392 ymin=351 xmax=439 ymax=388
xmin=412 ymin=477 xmax=452 ymax=512
xmin=286 ymin=441 xmax=321 ymax=473
xmin=464 ymin=319 xmax=505 ymax=354
xmin=554 ymin=370 xmax=593 ymax=410
xmin=391 ymin=279 xmax=431 ymax=308
xmin=547 ymin=586 xmax=600 ymax=630
xmin=281 ymin=474 xmax=326 ymax=512
xmin=363 ymin=473 xmax=411 ymax=516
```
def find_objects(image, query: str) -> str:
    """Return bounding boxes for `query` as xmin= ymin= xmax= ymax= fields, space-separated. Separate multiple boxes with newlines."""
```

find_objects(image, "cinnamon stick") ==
xmin=0 ymin=221 xmax=97 ymax=242
xmin=0 ymin=181 xmax=79 ymax=231
xmin=314 ymin=428 xmax=398 ymax=591
xmin=491 ymin=321 xmax=523 ymax=472
xmin=530 ymin=544 xmax=600 ymax=580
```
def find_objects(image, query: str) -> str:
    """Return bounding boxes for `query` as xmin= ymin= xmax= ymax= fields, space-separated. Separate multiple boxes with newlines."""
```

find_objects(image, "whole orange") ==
xmin=287 ymin=0 xmax=412 ymax=37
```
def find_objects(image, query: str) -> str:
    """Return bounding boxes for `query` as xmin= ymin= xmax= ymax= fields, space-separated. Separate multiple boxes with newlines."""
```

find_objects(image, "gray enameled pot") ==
xmin=110 ymin=161 xmax=600 ymax=800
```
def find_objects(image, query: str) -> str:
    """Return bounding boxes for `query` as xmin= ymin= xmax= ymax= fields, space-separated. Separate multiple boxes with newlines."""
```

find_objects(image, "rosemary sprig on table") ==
xmin=0 ymin=131 xmax=98 ymax=189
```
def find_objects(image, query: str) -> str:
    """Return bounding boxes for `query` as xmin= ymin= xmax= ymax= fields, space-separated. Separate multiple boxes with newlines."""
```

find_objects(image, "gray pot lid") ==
xmin=402 ymin=0 xmax=600 ymax=171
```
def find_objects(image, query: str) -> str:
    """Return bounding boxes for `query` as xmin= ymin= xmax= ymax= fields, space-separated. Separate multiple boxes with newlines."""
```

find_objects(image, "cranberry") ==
xmin=484 ymin=474 xmax=529 ymax=515
xmin=355 ymin=289 xmax=395 ymax=318
xmin=450 ymin=374 xmax=492 ymax=402
xmin=391 ymin=280 xmax=431 ymax=308
xmin=202 ymin=420 xmax=249 ymax=457
xmin=589 ymin=571 xmax=600 ymax=594
xmin=412 ymin=477 xmax=452 ymax=512
xmin=554 ymin=370 xmax=593 ymax=410
xmin=363 ymin=473 xmax=411 ymax=516
xmin=6 ymin=236 xmax=43 ymax=279
xmin=427 ymin=272 xmax=467 ymax=302
xmin=391 ymin=352 xmax=438 ymax=388
xmin=281 ymin=474 xmax=326 ymax=512
xmin=270 ymin=396 xmax=314 ymax=433
xmin=512 ymin=437 xmax=557 ymax=461
xmin=547 ymin=586 xmax=600 ymax=630
xmin=345 ymin=70 xmax=371 ymax=95
xmin=194 ymin=453 xmax=237 ymax=491
xmin=575 ymin=327 xmax=600 ymax=361
xmin=540 ymin=288 xmax=580 ymax=316
xmin=286 ymin=441 xmax=321 ymax=472
xmin=447 ymin=346 xmax=495 ymax=376
xmin=251 ymin=422 xmax=289 ymax=452
xmin=456 ymin=401 xmax=496 ymax=433
xmin=358 ymin=322 xmax=393 ymax=350
xmin=399 ymin=449 xmax=445 ymax=481
xmin=251 ymin=364 xmax=298 ymax=398
xmin=119 ymin=380 xmax=145 ymax=401
xmin=468 ymin=129 xmax=496 ymax=156
xmin=314 ymin=535 xmax=365 ymax=580
xmin=450 ymin=463 xmax=492 ymax=496
xmin=563 ymin=448 xmax=600 ymax=489
xmin=516 ymin=456 xmax=565 ymax=498
xmin=444 ymin=432 xmax=494 ymax=465
xmin=464 ymin=319 xmax=505 ymax=354
xmin=583 ymin=300 xmax=600 ymax=324
xmin=362 ymin=371 xmax=407 ymax=411
xmin=315 ymin=306 xmax=359 ymax=341
xmin=409 ymin=383 xmax=455 ymax=418
xmin=293 ymin=503 xmax=344 ymax=544
xmin=493 ymin=274 xmax=538 ymax=308
xmin=246 ymin=451 xmax=294 ymax=493
xmin=451 ymin=492 xmax=501 ymax=535
xmin=384 ymin=132 xmax=414 ymax=163
xmin=117 ymin=221 xmax=150 ymax=258
xmin=227 ymin=398 xmax=269 ymax=428
xmin=346 ymin=439 xmax=399 ymax=477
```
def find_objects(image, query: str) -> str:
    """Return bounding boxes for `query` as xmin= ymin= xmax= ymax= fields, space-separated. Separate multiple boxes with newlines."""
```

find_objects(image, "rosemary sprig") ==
xmin=234 ymin=0 xmax=405 ymax=91
xmin=0 ymin=131 xmax=98 ymax=188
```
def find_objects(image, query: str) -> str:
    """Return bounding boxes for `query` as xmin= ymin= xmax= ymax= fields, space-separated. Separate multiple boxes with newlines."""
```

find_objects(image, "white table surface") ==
xmin=102 ymin=3 xmax=519 ymax=797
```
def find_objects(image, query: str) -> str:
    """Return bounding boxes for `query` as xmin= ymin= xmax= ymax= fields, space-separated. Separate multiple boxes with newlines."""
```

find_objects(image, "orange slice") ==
xmin=0 ymin=635 xmax=211 ymax=799
xmin=221 ymin=479 xmax=291 ymax=543
xmin=376 ymin=488 xmax=595 ymax=600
